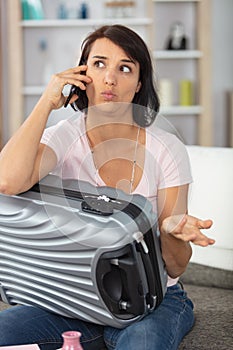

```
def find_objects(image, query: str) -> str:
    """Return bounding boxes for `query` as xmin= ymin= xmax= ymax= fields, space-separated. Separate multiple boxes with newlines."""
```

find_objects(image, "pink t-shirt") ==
xmin=41 ymin=113 xmax=192 ymax=286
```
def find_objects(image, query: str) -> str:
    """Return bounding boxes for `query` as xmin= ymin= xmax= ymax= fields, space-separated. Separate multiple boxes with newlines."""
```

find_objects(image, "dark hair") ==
xmin=74 ymin=25 xmax=160 ymax=127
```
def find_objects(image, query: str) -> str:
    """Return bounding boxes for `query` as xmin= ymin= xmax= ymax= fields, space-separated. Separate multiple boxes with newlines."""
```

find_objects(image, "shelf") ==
xmin=22 ymin=88 xmax=202 ymax=115
xmin=20 ymin=18 xmax=153 ymax=28
xmin=14 ymin=0 xmax=212 ymax=145
xmin=22 ymin=86 xmax=203 ymax=116
xmin=160 ymin=105 xmax=203 ymax=115
xmin=22 ymin=86 xmax=44 ymax=95
xmin=153 ymin=50 xmax=202 ymax=59
xmin=22 ymin=88 xmax=202 ymax=114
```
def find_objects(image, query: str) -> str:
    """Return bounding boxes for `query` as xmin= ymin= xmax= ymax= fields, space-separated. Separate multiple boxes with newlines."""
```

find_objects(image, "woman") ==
xmin=0 ymin=25 xmax=214 ymax=350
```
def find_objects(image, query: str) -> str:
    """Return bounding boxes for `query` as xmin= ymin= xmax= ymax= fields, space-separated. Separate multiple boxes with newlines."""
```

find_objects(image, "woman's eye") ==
xmin=94 ymin=60 xmax=105 ymax=68
xmin=121 ymin=65 xmax=131 ymax=73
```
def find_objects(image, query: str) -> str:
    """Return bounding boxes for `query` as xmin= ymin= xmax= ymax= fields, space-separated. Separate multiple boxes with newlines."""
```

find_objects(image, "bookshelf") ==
xmin=3 ymin=0 xmax=212 ymax=145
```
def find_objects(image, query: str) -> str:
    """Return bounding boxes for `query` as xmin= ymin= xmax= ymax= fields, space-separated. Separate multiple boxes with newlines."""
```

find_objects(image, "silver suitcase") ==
xmin=0 ymin=175 xmax=167 ymax=328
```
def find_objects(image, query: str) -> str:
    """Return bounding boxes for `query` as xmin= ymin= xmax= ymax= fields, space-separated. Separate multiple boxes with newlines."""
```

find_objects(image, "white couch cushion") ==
xmin=186 ymin=146 xmax=233 ymax=271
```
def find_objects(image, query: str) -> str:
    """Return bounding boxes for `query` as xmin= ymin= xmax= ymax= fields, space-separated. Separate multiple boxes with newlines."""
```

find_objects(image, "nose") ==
xmin=104 ymin=68 xmax=117 ymax=86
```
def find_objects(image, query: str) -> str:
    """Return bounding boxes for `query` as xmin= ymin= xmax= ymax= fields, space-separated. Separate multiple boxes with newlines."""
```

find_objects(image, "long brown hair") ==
xmin=73 ymin=25 xmax=160 ymax=127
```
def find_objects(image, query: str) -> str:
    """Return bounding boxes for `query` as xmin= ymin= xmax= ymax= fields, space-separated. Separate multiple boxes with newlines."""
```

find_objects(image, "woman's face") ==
xmin=85 ymin=38 xmax=141 ymax=109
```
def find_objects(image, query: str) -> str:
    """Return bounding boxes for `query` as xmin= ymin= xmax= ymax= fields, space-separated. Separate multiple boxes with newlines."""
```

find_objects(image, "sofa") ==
xmin=179 ymin=145 xmax=233 ymax=349
xmin=1 ymin=146 xmax=233 ymax=349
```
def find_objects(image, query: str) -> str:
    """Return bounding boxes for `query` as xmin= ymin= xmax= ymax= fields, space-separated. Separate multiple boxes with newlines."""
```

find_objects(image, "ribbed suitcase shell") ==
xmin=0 ymin=175 xmax=167 ymax=328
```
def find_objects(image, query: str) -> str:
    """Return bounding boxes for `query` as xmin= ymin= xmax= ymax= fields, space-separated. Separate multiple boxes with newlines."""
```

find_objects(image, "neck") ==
xmin=86 ymin=123 xmax=141 ymax=149
xmin=85 ymin=103 xmax=138 ymax=146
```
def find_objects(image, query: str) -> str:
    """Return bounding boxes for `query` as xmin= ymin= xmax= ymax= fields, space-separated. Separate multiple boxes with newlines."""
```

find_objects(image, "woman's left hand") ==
xmin=161 ymin=214 xmax=215 ymax=247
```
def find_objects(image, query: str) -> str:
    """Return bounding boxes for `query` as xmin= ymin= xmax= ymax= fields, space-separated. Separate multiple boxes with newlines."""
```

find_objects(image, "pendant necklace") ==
xmin=129 ymin=126 xmax=140 ymax=193
xmin=87 ymin=126 xmax=141 ymax=194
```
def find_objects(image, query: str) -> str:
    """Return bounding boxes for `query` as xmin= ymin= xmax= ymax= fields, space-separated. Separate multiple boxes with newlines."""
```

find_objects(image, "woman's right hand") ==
xmin=41 ymin=65 xmax=92 ymax=110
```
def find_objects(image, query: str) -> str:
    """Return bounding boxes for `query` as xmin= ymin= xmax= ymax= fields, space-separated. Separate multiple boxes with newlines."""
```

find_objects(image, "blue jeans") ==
xmin=0 ymin=284 xmax=194 ymax=350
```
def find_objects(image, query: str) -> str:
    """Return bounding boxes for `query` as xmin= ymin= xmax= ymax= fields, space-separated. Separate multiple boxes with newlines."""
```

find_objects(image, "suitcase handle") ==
xmin=96 ymin=236 xmax=157 ymax=320
xmin=133 ymin=232 xmax=157 ymax=310
xmin=97 ymin=245 xmax=148 ymax=318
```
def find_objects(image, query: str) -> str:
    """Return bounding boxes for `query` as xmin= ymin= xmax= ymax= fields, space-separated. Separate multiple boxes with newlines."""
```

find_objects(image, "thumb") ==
xmin=69 ymin=94 xmax=79 ymax=104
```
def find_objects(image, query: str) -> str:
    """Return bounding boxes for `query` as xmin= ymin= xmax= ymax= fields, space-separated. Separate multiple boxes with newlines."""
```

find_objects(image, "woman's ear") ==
xmin=135 ymin=81 xmax=142 ymax=93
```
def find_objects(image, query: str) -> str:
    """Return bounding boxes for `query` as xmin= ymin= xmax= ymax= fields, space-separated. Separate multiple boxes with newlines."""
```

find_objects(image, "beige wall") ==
xmin=0 ymin=0 xmax=23 ymax=147
xmin=0 ymin=1 xmax=3 ymax=149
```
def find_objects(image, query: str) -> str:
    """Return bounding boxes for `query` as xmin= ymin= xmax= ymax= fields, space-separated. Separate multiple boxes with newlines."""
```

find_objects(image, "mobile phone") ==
xmin=64 ymin=85 xmax=81 ymax=109
xmin=64 ymin=61 xmax=86 ymax=110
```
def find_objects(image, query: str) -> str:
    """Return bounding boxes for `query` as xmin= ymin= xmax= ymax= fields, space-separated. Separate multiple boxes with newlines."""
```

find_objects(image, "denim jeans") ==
xmin=0 ymin=284 xmax=194 ymax=350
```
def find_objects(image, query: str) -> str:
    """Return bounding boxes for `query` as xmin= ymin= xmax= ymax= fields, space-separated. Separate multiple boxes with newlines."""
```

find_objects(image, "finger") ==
xmin=171 ymin=231 xmax=197 ymax=243
xmin=61 ymin=65 xmax=88 ymax=76
xmin=191 ymin=232 xmax=215 ymax=246
xmin=170 ymin=222 xmax=215 ymax=245
xmin=72 ymin=64 xmax=88 ymax=73
xmin=69 ymin=94 xmax=79 ymax=104
xmin=60 ymin=78 xmax=88 ymax=91
xmin=197 ymin=219 xmax=213 ymax=229
xmin=71 ymin=73 xmax=92 ymax=85
xmin=58 ymin=74 xmax=92 ymax=89
xmin=66 ymin=66 xmax=92 ymax=83
xmin=55 ymin=69 xmax=92 ymax=85
xmin=192 ymin=238 xmax=215 ymax=247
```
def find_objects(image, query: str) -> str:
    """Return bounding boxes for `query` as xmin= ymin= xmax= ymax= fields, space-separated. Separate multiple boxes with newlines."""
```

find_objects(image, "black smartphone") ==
xmin=64 ymin=85 xmax=81 ymax=110
xmin=64 ymin=60 xmax=86 ymax=111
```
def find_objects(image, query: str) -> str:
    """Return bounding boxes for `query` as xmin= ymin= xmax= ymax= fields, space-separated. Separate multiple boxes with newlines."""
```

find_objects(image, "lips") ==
xmin=101 ymin=90 xmax=116 ymax=101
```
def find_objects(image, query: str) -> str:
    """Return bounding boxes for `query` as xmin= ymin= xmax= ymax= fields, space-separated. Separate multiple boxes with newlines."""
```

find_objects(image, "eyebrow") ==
xmin=91 ymin=55 xmax=136 ymax=65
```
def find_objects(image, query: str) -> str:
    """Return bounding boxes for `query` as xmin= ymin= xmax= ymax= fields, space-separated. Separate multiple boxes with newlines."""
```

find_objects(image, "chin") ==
xmin=90 ymin=101 xmax=132 ymax=116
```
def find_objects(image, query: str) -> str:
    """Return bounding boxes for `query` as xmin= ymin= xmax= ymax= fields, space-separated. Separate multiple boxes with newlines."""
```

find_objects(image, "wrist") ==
xmin=38 ymin=94 xmax=55 ymax=112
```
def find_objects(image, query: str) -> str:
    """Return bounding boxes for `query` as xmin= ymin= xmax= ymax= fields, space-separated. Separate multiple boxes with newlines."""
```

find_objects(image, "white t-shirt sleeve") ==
xmin=157 ymin=133 xmax=192 ymax=189
xmin=40 ymin=119 xmax=78 ymax=169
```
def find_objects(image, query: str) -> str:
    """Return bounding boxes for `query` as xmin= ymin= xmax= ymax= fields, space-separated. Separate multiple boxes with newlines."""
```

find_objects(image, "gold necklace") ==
xmin=87 ymin=126 xmax=141 ymax=194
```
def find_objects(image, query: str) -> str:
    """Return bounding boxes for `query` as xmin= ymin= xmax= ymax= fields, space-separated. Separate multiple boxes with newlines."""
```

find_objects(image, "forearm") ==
xmin=0 ymin=66 xmax=91 ymax=194
xmin=0 ymin=96 xmax=53 ymax=194
xmin=160 ymin=229 xmax=192 ymax=278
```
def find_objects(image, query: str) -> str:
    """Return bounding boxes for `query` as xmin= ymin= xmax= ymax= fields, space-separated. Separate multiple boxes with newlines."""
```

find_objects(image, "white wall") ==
xmin=212 ymin=0 xmax=233 ymax=147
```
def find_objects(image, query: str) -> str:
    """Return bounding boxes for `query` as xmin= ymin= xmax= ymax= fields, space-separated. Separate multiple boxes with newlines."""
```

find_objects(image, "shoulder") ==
xmin=40 ymin=112 xmax=87 ymax=169
xmin=146 ymin=122 xmax=192 ymax=181
xmin=42 ymin=112 xmax=86 ymax=140
xmin=146 ymin=122 xmax=187 ymax=155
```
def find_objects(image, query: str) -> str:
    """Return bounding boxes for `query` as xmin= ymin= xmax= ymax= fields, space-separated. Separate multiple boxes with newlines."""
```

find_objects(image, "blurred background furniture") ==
xmin=179 ymin=145 xmax=233 ymax=349
xmin=1 ymin=0 xmax=213 ymax=146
